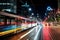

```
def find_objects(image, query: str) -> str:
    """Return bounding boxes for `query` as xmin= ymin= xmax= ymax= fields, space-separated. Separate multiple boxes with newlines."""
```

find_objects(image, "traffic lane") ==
xmin=50 ymin=27 xmax=60 ymax=40
xmin=43 ymin=26 xmax=52 ymax=40
xmin=43 ymin=25 xmax=60 ymax=40
xmin=0 ymin=23 xmax=43 ymax=40
xmin=34 ymin=24 xmax=43 ymax=40
xmin=42 ymin=22 xmax=60 ymax=40
xmin=20 ymin=24 xmax=43 ymax=40
xmin=1 ymin=29 xmax=30 ymax=40
xmin=19 ymin=27 xmax=36 ymax=40
xmin=38 ymin=27 xmax=43 ymax=40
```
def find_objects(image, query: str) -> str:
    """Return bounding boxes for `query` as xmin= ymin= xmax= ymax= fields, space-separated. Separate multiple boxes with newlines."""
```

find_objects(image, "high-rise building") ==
xmin=58 ymin=0 xmax=60 ymax=9
xmin=58 ymin=0 xmax=60 ymax=13
xmin=17 ymin=1 xmax=31 ymax=17
xmin=0 ymin=0 xmax=16 ymax=13
xmin=0 ymin=0 xmax=17 ymax=25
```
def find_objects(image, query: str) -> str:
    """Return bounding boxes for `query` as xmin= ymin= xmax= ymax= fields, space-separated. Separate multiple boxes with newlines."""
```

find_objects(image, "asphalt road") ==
xmin=0 ymin=22 xmax=60 ymax=40
xmin=42 ymin=22 xmax=60 ymax=40
xmin=20 ymin=23 xmax=43 ymax=40
xmin=0 ymin=23 xmax=43 ymax=40
xmin=50 ymin=26 xmax=60 ymax=40
xmin=0 ymin=29 xmax=30 ymax=40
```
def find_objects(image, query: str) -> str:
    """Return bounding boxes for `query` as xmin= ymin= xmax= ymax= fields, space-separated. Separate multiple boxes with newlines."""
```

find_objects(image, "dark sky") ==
xmin=18 ymin=0 xmax=58 ymax=10
xmin=17 ymin=0 xmax=58 ymax=19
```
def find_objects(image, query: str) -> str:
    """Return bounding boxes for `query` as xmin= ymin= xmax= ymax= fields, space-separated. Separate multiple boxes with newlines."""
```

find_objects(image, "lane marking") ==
xmin=18 ymin=27 xmax=35 ymax=40
xmin=34 ymin=24 xmax=42 ymax=40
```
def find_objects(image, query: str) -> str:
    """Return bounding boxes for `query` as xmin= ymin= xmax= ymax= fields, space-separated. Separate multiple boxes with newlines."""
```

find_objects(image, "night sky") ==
xmin=17 ymin=0 xmax=58 ymax=19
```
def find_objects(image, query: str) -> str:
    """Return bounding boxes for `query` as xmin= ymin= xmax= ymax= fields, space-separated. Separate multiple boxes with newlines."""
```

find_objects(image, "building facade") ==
xmin=0 ymin=0 xmax=16 ymax=13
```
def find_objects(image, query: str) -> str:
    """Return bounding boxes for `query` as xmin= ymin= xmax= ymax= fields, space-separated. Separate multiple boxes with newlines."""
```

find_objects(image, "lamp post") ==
xmin=29 ymin=8 xmax=32 ymax=11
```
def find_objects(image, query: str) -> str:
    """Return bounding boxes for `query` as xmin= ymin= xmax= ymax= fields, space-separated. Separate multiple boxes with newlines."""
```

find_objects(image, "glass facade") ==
xmin=58 ymin=0 xmax=60 ymax=8
xmin=0 ymin=0 xmax=16 ymax=13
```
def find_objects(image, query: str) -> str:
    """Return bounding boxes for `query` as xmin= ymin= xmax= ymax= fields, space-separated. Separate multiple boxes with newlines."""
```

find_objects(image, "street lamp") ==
xmin=29 ymin=8 xmax=32 ymax=11
xmin=47 ymin=6 xmax=53 ymax=11
xmin=32 ymin=13 xmax=34 ymax=15
xmin=45 ymin=6 xmax=53 ymax=16
xmin=37 ymin=13 xmax=39 ymax=17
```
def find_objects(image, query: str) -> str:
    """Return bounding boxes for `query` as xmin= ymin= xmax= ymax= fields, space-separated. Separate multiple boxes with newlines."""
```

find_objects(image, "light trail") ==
xmin=34 ymin=24 xmax=43 ymax=40
xmin=43 ymin=23 xmax=53 ymax=40
xmin=18 ymin=27 xmax=35 ymax=40
xmin=0 ymin=11 xmax=30 ymax=20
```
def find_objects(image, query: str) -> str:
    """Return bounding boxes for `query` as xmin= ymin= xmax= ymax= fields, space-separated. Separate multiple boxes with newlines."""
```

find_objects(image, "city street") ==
xmin=43 ymin=22 xmax=60 ymax=40
xmin=0 ymin=22 xmax=43 ymax=40
xmin=49 ymin=25 xmax=60 ymax=40
xmin=0 ymin=22 xmax=60 ymax=40
xmin=0 ymin=0 xmax=60 ymax=40
xmin=1 ymin=28 xmax=30 ymax=40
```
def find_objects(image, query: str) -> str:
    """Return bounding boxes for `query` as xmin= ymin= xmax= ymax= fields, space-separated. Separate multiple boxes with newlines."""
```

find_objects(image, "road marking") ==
xmin=18 ymin=27 xmax=35 ymax=40
xmin=34 ymin=24 xmax=42 ymax=40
